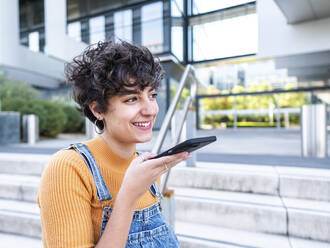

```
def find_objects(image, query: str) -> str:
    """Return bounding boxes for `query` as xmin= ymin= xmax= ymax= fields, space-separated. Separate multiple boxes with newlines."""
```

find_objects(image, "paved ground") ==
xmin=0 ymin=128 xmax=329 ymax=169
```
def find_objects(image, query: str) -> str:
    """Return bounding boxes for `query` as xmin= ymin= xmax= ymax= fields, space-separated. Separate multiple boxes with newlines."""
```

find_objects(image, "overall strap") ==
xmin=68 ymin=143 xmax=112 ymax=202
xmin=150 ymin=181 xmax=163 ymax=199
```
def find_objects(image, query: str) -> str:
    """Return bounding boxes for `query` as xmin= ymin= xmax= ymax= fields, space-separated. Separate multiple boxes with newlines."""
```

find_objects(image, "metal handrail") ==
xmin=151 ymin=64 xmax=199 ymax=195
xmin=160 ymin=96 xmax=192 ymax=193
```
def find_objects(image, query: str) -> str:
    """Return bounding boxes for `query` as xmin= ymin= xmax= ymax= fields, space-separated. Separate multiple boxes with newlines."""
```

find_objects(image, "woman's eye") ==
xmin=124 ymin=97 xmax=137 ymax=103
xmin=150 ymin=93 xmax=158 ymax=99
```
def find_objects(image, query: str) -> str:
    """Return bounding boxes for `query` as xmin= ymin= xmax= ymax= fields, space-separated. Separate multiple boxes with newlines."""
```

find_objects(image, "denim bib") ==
xmin=69 ymin=143 xmax=180 ymax=247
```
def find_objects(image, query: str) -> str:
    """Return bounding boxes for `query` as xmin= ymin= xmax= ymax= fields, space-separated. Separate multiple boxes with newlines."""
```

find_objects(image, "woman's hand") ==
xmin=119 ymin=152 xmax=191 ymax=204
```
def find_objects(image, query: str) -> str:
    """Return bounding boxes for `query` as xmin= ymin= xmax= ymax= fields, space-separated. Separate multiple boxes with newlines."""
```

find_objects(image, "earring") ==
xmin=94 ymin=119 xmax=105 ymax=134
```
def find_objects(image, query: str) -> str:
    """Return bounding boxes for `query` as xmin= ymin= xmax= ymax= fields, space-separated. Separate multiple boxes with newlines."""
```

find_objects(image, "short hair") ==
xmin=65 ymin=41 xmax=164 ymax=128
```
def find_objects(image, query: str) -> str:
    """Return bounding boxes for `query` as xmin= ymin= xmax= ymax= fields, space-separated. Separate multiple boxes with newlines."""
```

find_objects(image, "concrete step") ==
xmin=169 ymin=162 xmax=330 ymax=202
xmin=0 ymin=174 xmax=40 ymax=202
xmin=0 ymin=199 xmax=41 ymax=238
xmin=0 ymin=153 xmax=49 ymax=175
xmin=1 ymin=153 xmax=329 ymax=201
xmin=284 ymin=197 xmax=330 ymax=242
xmin=0 ymin=232 xmax=42 ymax=248
xmin=173 ymin=187 xmax=330 ymax=242
xmin=176 ymin=221 xmax=330 ymax=248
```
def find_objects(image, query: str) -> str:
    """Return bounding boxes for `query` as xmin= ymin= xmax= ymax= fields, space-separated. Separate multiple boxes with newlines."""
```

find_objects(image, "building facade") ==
xmin=1 ymin=0 xmax=329 ymax=124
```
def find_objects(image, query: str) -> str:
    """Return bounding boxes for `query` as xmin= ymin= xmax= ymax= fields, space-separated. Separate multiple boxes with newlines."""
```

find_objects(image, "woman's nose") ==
xmin=141 ymin=99 xmax=158 ymax=116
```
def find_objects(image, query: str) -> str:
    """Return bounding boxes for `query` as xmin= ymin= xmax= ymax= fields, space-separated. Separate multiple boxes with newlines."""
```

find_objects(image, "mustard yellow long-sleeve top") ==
xmin=37 ymin=136 xmax=159 ymax=248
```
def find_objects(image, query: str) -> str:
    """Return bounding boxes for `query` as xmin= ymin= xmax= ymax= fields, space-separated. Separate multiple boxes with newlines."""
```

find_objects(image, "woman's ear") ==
xmin=89 ymin=101 xmax=103 ymax=120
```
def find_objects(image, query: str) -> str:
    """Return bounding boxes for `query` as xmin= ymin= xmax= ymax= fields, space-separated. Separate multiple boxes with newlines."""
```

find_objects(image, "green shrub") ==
xmin=60 ymin=104 xmax=84 ymax=133
xmin=0 ymin=81 xmax=40 ymax=101
xmin=0 ymin=79 xmax=83 ymax=137
xmin=2 ymin=98 xmax=68 ymax=137
xmin=38 ymin=100 xmax=67 ymax=137
xmin=2 ymin=98 xmax=47 ymax=138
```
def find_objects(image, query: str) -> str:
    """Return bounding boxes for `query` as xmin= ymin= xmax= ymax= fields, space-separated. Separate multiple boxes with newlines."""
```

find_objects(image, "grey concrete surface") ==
xmin=1 ymin=130 xmax=330 ymax=246
xmin=0 ymin=233 xmax=42 ymax=248
xmin=0 ymin=128 xmax=329 ymax=168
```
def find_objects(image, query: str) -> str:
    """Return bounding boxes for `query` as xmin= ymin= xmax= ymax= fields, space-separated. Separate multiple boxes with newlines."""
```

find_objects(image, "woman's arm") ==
xmin=38 ymin=152 xmax=95 ymax=248
xmin=95 ymin=151 xmax=191 ymax=248
xmin=95 ymin=187 xmax=138 ymax=248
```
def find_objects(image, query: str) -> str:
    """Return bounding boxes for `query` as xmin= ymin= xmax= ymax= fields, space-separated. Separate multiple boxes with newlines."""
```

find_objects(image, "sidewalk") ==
xmin=0 ymin=128 xmax=329 ymax=169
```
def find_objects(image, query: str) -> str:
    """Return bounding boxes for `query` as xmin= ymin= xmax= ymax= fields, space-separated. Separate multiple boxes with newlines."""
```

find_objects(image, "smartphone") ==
xmin=152 ymin=136 xmax=217 ymax=159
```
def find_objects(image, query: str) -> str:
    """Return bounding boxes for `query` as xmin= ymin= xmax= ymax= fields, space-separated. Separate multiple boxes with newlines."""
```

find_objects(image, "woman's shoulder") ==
xmin=38 ymin=147 xmax=95 ymax=207
xmin=43 ymin=147 xmax=90 ymax=178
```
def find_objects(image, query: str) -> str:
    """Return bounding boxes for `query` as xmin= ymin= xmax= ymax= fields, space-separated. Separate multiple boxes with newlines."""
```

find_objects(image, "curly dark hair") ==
xmin=65 ymin=40 xmax=164 ymax=128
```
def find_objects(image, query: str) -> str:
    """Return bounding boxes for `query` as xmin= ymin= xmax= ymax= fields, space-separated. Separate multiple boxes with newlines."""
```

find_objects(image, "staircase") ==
xmin=0 ymin=153 xmax=329 ymax=247
xmin=170 ymin=162 xmax=330 ymax=248
xmin=0 ymin=153 xmax=46 ymax=247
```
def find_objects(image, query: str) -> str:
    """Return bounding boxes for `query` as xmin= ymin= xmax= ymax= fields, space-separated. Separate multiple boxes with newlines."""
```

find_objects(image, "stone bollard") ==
xmin=301 ymin=104 xmax=328 ymax=158
xmin=160 ymin=189 xmax=175 ymax=229
xmin=0 ymin=112 xmax=20 ymax=144
xmin=23 ymin=114 xmax=39 ymax=144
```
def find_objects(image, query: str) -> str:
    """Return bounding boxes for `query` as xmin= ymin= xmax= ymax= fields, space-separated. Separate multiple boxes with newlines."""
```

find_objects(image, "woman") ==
xmin=37 ymin=41 xmax=191 ymax=248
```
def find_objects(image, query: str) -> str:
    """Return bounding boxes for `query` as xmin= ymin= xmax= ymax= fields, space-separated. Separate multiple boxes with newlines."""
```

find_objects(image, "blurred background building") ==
xmin=1 ymin=1 xmax=330 ymax=247
xmin=1 ymin=0 xmax=330 ymax=128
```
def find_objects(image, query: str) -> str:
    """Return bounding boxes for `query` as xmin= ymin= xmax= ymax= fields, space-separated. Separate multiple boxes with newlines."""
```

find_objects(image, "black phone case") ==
xmin=152 ymin=136 xmax=216 ymax=159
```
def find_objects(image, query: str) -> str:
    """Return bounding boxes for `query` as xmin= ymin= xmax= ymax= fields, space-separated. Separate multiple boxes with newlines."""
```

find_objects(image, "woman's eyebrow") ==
xmin=118 ymin=89 xmax=139 ymax=96
xmin=119 ymin=87 xmax=155 ymax=96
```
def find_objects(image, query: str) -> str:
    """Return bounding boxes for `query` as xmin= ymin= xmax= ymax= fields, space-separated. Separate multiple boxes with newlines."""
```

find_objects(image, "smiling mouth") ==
xmin=132 ymin=121 xmax=152 ymax=128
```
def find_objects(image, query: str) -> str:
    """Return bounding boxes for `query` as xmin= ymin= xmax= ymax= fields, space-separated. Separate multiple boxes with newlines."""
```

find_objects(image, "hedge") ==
xmin=60 ymin=104 xmax=85 ymax=133
xmin=2 ymin=98 xmax=67 ymax=137
xmin=0 ymin=79 xmax=86 ymax=137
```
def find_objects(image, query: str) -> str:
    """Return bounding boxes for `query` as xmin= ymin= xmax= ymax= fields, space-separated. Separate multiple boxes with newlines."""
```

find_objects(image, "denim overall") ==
xmin=69 ymin=143 xmax=180 ymax=248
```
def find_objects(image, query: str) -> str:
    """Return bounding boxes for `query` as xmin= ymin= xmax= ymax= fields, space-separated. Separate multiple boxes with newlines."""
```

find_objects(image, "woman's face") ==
xmin=103 ymin=86 xmax=159 ymax=145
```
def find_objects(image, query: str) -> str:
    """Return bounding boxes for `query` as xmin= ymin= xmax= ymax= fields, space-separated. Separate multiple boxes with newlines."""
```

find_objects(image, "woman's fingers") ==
xmin=146 ymin=152 xmax=191 ymax=171
xmin=138 ymin=152 xmax=155 ymax=163
xmin=122 ymin=151 xmax=191 ymax=200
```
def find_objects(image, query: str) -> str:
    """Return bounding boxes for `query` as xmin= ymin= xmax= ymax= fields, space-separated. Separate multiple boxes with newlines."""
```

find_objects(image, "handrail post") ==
xmin=234 ymin=96 xmax=237 ymax=129
xmin=161 ymin=96 xmax=192 ymax=194
xmin=276 ymin=95 xmax=281 ymax=129
xmin=195 ymin=96 xmax=200 ymax=130
xmin=150 ymin=64 xmax=201 ymax=229
xmin=151 ymin=65 xmax=192 ymax=155
xmin=186 ymin=109 xmax=197 ymax=167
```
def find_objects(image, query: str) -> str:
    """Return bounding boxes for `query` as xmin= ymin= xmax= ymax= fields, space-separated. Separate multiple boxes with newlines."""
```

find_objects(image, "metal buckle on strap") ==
xmin=101 ymin=198 xmax=113 ymax=208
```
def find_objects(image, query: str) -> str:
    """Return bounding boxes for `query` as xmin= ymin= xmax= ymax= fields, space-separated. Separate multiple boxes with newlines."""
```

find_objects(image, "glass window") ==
xmin=141 ymin=2 xmax=163 ymax=53
xmin=67 ymin=0 xmax=85 ymax=20
xmin=114 ymin=9 xmax=132 ymax=42
xmin=192 ymin=13 xmax=258 ymax=61
xmin=192 ymin=0 xmax=255 ymax=15
xmin=68 ymin=21 xmax=82 ymax=42
xmin=88 ymin=0 xmax=126 ymax=13
xmin=171 ymin=0 xmax=184 ymax=17
xmin=89 ymin=16 xmax=105 ymax=44
xmin=171 ymin=26 xmax=183 ymax=61
xmin=88 ymin=0 xmax=110 ymax=12
xmin=67 ymin=0 xmax=153 ymax=21
xmin=171 ymin=0 xmax=184 ymax=61
xmin=28 ymin=31 xmax=39 ymax=52
xmin=19 ymin=0 xmax=44 ymax=30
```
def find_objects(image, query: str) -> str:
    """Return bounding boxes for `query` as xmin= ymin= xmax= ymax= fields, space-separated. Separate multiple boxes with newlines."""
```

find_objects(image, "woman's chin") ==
xmin=135 ymin=134 xmax=153 ymax=144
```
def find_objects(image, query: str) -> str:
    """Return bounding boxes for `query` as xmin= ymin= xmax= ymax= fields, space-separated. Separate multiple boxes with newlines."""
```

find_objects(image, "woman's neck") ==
xmin=101 ymin=133 xmax=136 ymax=159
